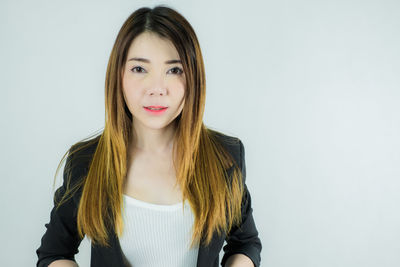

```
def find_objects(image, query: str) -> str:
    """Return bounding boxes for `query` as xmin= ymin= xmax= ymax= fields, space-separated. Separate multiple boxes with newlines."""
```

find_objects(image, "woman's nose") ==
xmin=147 ymin=74 xmax=167 ymax=95
xmin=149 ymin=86 xmax=166 ymax=95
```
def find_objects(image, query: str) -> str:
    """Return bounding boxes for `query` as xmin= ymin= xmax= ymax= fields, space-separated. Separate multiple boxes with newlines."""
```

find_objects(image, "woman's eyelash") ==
xmin=130 ymin=66 xmax=183 ymax=75
xmin=168 ymin=67 xmax=183 ymax=75
xmin=131 ymin=66 xmax=146 ymax=73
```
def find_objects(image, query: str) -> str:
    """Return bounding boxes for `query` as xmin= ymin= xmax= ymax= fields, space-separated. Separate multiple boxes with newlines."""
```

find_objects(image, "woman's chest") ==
xmin=123 ymin=153 xmax=183 ymax=205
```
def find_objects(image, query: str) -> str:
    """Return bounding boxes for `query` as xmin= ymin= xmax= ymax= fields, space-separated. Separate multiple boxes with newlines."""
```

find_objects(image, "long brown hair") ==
xmin=53 ymin=5 xmax=244 ymax=249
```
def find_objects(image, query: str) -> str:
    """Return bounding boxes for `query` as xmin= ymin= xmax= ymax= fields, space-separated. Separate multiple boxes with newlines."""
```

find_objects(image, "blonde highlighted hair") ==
xmin=53 ymin=5 xmax=244 ymax=250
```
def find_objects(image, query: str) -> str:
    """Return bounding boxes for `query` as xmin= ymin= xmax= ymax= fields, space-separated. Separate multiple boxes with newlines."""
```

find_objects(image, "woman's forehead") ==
xmin=127 ymin=32 xmax=180 ymax=61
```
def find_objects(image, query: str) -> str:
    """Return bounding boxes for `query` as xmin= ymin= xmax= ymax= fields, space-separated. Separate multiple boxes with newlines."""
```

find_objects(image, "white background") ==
xmin=1 ymin=0 xmax=399 ymax=266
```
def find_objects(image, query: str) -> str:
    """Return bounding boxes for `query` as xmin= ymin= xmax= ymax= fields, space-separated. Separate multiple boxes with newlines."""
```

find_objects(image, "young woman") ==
xmin=36 ymin=5 xmax=262 ymax=267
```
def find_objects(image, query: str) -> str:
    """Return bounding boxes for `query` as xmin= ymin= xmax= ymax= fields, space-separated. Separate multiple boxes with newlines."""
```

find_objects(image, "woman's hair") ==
xmin=53 ymin=5 xmax=244 ymax=249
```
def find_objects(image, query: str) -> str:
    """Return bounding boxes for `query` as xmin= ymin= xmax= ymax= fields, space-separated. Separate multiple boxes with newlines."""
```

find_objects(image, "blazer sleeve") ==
xmin=221 ymin=139 xmax=262 ymax=267
xmin=36 ymin=147 xmax=84 ymax=267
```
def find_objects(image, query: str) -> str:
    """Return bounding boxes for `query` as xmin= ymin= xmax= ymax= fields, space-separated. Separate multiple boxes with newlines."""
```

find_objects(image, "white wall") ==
xmin=1 ymin=0 xmax=399 ymax=266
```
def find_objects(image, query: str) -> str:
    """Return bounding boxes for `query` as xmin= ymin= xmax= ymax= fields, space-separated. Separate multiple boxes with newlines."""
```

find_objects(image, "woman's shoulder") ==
xmin=208 ymin=128 xmax=241 ymax=145
xmin=207 ymin=128 xmax=244 ymax=168
xmin=66 ymin=134 xmax=101 ymax=185
xmin=69 ymin=134 xmax=101 ymax=162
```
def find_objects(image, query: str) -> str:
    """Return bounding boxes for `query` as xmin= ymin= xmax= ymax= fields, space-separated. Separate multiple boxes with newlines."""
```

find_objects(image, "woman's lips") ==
xmin=143 ymin=106 xmax=168 ymax=114
xmin=145 ymin=105 xmax=167 ymax=109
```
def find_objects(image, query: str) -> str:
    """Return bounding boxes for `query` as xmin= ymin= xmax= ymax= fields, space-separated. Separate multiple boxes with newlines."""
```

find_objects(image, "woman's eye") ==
xmin=131 ymin=66 xmax=146 ymax=73
xmin=130 ymin=66 xmax=183 ymax=75
xmin=168 ymin=67 xmax=183 ymax=75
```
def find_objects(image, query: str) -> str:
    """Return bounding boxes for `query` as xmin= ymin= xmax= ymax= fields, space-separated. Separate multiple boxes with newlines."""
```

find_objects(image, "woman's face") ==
xmin=122 ymin=31 xmax=186 ymax=132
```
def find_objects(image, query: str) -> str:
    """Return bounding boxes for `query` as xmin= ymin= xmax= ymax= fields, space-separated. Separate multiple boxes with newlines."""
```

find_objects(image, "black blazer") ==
xmin=36 ymin=132 xmax=262 ymax=267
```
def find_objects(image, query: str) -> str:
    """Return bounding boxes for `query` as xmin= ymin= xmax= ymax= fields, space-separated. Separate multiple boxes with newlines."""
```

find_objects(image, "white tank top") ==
xmin=119 ymin=194 xmax=199 ymax=267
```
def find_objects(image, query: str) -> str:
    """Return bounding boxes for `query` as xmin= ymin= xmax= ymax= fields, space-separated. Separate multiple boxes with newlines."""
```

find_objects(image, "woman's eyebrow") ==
xmin=128 ymin=57 xmax=181 ymax=64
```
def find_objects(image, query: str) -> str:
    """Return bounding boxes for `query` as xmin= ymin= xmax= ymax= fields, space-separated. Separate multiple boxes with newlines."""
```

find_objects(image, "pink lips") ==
xmin=143 ymin=106 xmax=168 ymax=115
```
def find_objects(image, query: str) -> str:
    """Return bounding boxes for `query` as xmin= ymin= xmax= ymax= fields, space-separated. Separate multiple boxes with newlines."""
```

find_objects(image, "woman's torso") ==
xmin=123 ymin=147 xmax=183 ymax=205
xmin=120 ymin=147 xmax=199 ymax=267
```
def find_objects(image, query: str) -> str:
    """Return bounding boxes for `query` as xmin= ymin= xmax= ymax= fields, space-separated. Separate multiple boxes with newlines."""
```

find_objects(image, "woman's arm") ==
xmin=221 ymin=140 xmax=262 ymax=267
xmin=36 ymin=146 xmax=84 ymax=267
xmin=224 ymin=253 xmax=255 ymax=267
xmin=49 ymin=260 xmax=79 ymax=267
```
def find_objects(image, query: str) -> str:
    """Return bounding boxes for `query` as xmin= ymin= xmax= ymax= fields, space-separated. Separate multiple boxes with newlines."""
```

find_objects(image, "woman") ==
xmin=36 ymin=5 xmax=262 ymax=267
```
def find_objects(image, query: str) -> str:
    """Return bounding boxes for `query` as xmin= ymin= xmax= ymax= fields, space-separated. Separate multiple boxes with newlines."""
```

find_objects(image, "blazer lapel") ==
xmin=90 ymin=230 xmax=125 ymax=267
xmin=196 ymin=229 xmax=226 ymax=267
